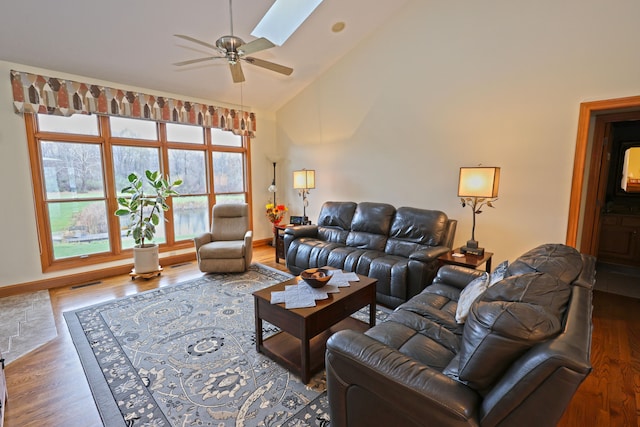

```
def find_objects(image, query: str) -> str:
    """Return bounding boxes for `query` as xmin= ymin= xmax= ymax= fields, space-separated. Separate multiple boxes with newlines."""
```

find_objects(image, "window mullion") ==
xmin=101 ymin=115 xmax=122 ymax=256
xmin=159 ymin=122 xmax=176 ymax=246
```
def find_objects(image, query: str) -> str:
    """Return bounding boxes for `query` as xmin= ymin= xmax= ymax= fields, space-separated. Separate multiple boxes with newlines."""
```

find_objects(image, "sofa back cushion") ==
xmin=317 ymin=201 xmax=357 ymax=244
xmin=444 ymin=272 xmax=571 ymax=395
xmin=506 ymin=243 xmax=583 ymax=284
xmin=385 ymin=207 xmax=450 ymax=257
xmin=346 ymin=202 xmax=395 ymax=251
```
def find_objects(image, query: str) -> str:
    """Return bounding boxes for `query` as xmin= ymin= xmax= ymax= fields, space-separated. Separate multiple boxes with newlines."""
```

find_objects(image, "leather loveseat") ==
xmin=284 ymin=201 xmax=457 ymax=308
xmin=326 ymin=243 xmax=595 ymax=427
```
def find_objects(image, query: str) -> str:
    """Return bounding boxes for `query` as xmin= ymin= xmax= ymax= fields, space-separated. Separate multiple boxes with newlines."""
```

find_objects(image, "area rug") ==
xmin=64 ymin=264 xmax=388 ymax=427
xmin=0 ymin=290 xmax=57 ymax=365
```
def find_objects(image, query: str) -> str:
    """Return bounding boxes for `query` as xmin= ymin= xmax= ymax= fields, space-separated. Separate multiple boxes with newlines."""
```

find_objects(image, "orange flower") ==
xmin=266 ymin=203 xmax=288 ymax=224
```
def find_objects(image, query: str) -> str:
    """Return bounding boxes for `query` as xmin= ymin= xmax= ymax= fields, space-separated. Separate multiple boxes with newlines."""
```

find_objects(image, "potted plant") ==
xmin=115 ymin=170 xmax=182 ymax=274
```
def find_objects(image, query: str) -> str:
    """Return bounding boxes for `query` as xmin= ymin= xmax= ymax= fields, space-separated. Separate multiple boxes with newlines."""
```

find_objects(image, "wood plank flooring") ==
xmin=2 ymin=246 xmax=638 ymax=426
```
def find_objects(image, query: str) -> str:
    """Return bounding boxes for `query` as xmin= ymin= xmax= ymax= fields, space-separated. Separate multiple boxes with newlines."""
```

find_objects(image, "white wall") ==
xmin=3 ymin=0 xmax=640 ymax=286
xmin=0 ymin=60 xmax=278 ymax=287
xmin=276 ymin=0 xmax=640 ymax=265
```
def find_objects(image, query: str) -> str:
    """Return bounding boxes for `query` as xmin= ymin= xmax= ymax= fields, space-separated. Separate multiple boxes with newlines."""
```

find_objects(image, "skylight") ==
xmin=251 ymin=0 xmax=324 ymax=46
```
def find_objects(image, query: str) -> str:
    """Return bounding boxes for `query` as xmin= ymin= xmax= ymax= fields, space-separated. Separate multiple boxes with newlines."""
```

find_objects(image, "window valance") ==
xmin=10 ymin=70 xmax=256 ymax=137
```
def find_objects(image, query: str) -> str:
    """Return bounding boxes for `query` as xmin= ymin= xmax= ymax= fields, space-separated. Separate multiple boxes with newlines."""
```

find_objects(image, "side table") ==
xmin=438 ymin=247 xmax=493 ymax=272
xmin=0 ymin=351 xmax=6 ymax=427
xmin=274 ymin=224 xmax=288 ymax=264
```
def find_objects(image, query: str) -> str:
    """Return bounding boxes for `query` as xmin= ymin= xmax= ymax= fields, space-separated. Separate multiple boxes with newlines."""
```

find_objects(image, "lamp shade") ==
xmin=458 ymin=167 xmax=500 ymax=198
xmin=293 ymin=169 xmax=315 ymax=190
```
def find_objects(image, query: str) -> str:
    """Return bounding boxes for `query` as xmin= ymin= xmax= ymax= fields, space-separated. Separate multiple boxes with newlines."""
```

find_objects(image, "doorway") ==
xmin=580 ymin=111 xmax=640 ymax=258
xmin=567 ymin=95 xmax=640 ymax=253
xmin=568 ymin=96 xmax=640 ymax=296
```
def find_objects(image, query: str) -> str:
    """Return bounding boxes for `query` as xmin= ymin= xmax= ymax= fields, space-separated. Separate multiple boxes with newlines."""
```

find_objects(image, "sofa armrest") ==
xmin=193 ymin=232 xmax=212 ymax=263
xmin=284 ymin=224 xmax=318 ymax=238
xmin=193 ymin=232 xmax=212 ymax=251
xmin=244 ymin=230 xmax=253 ymax=264
xmin=432 ymin=265 xmax=487 ymax=291
xmin=409 ymin=245 xmax=451 ymax=262
xmin=326 ymin=330 xmax=480 ymax=427
xmin=284 ymin=225 xmax=319 ymax=259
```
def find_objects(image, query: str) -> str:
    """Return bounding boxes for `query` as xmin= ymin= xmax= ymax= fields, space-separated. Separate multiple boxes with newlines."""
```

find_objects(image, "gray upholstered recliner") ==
xmin=194 ymin=203 xmax=253 ymax=273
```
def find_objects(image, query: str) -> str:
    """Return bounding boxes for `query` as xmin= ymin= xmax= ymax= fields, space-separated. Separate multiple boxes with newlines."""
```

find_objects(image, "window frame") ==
xmin=25 ymin=113 xmax=253 ymax=272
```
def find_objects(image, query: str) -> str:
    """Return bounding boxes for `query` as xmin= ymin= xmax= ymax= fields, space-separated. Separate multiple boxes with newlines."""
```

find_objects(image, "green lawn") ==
xmin=48 ymin=194 xmax=226 ymax=259
xmin=48 ymin=202 xmax=84 ymax=232
xmin=53 ymin=240 xmax=110 ymax=259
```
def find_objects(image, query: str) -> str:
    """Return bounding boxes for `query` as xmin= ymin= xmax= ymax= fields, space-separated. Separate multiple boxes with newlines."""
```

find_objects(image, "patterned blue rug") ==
xmin=64 ymin=264 xmax=388 ymax=426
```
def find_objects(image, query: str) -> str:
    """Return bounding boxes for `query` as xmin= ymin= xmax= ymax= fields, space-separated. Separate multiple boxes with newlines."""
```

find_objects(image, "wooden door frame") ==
xmin=567 ymin=95 xmax=640 ymax=253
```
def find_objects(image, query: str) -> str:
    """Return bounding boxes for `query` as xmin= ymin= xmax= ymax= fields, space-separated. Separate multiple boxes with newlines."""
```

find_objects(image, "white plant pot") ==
xmin=133 ymin=244 xmax=160 ymax=274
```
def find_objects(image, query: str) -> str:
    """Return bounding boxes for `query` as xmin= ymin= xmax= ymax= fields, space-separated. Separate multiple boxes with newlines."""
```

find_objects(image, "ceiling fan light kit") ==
xmin=174 ymin=0 xmax=293 ymax=83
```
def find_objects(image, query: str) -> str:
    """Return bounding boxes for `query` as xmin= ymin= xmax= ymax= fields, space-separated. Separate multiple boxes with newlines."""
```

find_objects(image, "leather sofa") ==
xmin=284 ymin=201 xmax=457 ymax=308
xmin=325 ymin=243 xmax=595 ymax=427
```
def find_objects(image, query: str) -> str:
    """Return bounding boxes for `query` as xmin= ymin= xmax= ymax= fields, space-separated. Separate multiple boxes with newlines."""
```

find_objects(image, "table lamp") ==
xmin=293 ymin=169 xmax=315 ymax=224
xmin=458 ymin=166 xmax=500 ymax=256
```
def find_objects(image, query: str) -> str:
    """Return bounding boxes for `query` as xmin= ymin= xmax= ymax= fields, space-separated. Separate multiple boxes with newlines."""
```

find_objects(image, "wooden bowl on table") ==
xmin=300 ymin=268 xmax=332 ymax=288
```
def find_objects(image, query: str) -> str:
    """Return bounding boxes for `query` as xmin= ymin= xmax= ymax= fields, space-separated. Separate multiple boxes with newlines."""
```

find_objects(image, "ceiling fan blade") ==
xmin=174 ymin=34 xmax=220 ymax=52
xmin=238 ymin=37 xmax=275 ymax=56
xmin=230 ymin=62 xmax=245 ymax=83
xmin=244 ymin=57 xmax=293 ymax=76
xmin=173 ymin=56 xmax=221 ymax=66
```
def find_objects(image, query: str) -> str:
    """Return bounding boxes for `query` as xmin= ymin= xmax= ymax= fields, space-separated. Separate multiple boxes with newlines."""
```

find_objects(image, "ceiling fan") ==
xmin=173 ymin=0 xmax=293 ymax=83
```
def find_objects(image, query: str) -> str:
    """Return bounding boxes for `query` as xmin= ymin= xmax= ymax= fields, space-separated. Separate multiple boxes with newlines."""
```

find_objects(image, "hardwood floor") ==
xmin=3 ymin=246 xmax=638 ymax=426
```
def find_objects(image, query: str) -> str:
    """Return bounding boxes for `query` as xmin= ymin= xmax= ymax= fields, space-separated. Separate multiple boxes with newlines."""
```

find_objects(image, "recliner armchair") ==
xmin=194 ymin=203 xmax=253 ymax=273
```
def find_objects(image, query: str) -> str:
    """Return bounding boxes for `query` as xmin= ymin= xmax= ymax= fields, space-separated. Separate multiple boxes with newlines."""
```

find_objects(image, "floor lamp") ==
xmin=268 ymin=161 xmax=277 ymax=206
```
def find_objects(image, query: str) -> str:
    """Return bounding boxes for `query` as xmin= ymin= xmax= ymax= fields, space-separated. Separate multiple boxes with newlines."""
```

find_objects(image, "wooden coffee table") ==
xmin=253 ymin=272 xmax=377 ymax=383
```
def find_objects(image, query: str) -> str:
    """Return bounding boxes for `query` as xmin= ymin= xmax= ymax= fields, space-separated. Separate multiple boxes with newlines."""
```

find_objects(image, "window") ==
xmin=168 ymin=149 xmax=208 ymax=240
xmin=25 ymin=113 xmax=251 ymax=271
xmin=166 ymin=122 xmax=204 ymax=144
xmin=41 ymin=140 xmax=109 ymax=259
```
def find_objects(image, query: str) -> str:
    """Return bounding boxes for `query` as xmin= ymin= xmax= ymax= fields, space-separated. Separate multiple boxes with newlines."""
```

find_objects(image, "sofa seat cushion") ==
xmin=356 ymin=253 xmax=413 ymax=303
xmin=199 ymin=240 xmax=245 ymax=259
xmin=326 ymin=246 xmax=372 ymax=271
xmin=365 ymin=284 xmax=464 ymax=370
xmin=288 ymin=238 xmax=346 ymax=270
xmin=444 ymin=272 xmax=571 ymax=394
xmin=407 ymin=283 xmax=464 ymax=329
xmin=366 ymin=310 xmax=461 ymax=371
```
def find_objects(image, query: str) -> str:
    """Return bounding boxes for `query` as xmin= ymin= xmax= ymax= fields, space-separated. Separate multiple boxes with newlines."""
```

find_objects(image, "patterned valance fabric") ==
xmin=10 ymin=70 xmax=256 ymax=137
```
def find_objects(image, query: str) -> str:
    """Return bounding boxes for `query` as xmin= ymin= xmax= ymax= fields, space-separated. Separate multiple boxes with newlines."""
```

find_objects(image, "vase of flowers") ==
xmin=266 ymin=203 xmax=288 ymax=230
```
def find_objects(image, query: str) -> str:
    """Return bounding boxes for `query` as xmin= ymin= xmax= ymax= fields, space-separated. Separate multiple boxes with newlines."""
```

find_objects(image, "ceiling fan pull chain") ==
xmin=229 ymin=0 xmax=234 ymax=36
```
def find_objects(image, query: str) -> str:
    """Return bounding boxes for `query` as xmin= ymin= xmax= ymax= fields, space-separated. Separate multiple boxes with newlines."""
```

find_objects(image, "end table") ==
xmin=438 ymin=247 xmax=493 ymax=272
xmin=274 ymin=224 xmax=287 ymax=264
xmin=0 ymin=352 xmax=6 ymax=427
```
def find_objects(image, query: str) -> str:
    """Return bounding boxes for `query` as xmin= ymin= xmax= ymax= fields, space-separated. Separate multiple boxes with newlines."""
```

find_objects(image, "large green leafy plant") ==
xmin=115 ymin=170 xmax=182 ymax=247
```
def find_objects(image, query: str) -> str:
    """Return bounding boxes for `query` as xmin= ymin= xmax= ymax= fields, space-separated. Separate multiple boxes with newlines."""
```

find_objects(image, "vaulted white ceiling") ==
xmin=0 ymin=0 xmax=409 ymax=111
